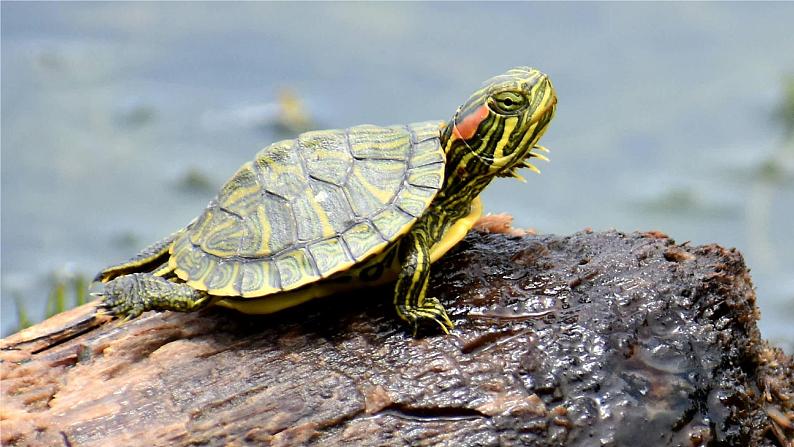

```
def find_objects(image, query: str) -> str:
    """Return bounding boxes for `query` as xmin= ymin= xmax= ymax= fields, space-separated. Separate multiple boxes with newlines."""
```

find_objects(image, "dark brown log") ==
xmin=2 ymin=229 xmax=792 ymax=447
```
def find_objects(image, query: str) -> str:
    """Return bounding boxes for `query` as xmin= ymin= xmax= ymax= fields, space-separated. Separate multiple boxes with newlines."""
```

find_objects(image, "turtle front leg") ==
xmin=394 ymin=228 xmax=454 ymax=336
xmin=100 ymin=273 xmax=210 ymax=319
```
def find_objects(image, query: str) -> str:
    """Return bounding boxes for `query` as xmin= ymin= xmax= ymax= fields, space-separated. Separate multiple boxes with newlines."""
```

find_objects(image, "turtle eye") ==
xmin=488 ymin=91 xmax=527 ymax=115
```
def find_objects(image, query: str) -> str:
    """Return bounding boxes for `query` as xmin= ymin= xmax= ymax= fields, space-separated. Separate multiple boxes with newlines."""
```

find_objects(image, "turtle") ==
xmin=96 ymin=66 xmax=557 ymax=335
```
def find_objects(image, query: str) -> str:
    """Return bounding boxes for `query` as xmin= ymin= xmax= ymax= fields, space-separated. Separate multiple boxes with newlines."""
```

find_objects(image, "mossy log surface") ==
xmin=2 ymin=229 xmax=792 ymax=447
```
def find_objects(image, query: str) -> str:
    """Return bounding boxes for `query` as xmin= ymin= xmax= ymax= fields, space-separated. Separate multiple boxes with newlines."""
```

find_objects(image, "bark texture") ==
xmin=2 ymin=229 xmax=792 ymax=447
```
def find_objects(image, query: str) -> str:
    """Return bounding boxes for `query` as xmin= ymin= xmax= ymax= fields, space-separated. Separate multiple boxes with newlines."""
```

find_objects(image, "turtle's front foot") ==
xmin=99 ymin=274 xmax=149 ymax=319
xmin=397 ymin=296 xmax=455 ymax=336
xmin=99 ymin=273 xmax=209 ymax=319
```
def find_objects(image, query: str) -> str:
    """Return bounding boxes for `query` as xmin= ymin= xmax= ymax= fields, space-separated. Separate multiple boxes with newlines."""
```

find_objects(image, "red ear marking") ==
xmin=453 ymin=105 xmax=489 ymax=141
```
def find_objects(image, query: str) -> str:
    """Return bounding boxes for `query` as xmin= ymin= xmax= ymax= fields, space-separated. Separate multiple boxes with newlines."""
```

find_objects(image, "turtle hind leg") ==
xmin=393 ymin=228 xmax=454 ymax=336
xmin=95 ymin=230 xmax=184 ymax=283
xmin=100 ymin=273 xmax=210 ymax=319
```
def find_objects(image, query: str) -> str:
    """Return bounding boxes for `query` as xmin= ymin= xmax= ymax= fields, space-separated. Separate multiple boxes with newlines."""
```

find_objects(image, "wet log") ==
xmin=2 ymin=229 xmax=792 ymax=447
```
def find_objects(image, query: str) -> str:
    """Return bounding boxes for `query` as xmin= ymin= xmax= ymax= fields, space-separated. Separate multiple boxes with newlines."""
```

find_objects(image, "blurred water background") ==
xmin=2 ymin=3 xmax=793 ymax=350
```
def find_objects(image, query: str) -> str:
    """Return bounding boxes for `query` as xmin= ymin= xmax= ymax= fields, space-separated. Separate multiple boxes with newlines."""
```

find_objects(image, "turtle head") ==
xmin=442 ymin=66 xmax=557 ymax=181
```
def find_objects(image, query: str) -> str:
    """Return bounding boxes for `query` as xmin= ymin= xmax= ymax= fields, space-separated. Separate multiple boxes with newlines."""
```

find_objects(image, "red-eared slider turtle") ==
xmin=96 ymin=66 xmax=557 ymax=335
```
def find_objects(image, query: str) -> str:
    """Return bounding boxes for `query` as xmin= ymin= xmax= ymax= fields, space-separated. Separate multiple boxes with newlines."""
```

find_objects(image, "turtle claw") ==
xmin=103 ymin=296 xmax=145 ymax=320
xmin=402 ymin=297 xmax=455 ymax=337
xmin=95 ymin=305 xmax=110 ymax=318
xmin=411 ymin=319 xmax=453 ymax=337
xmin=532 ymin=144 xmax=550 ymax=153
xmin=522 ymin=162 xmax=542 ymax=175
xmin=411 ymin=315 xmax=454 ymax=337
xmin=529 ymin=151 xmax=550 ymax=162
xmin=93 ymin=299 xmax=129 ymax=324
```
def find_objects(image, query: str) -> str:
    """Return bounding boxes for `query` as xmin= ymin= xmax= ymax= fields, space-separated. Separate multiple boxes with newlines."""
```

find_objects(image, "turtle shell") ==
xmin=168 ymin=121 xmax=446 ymax=297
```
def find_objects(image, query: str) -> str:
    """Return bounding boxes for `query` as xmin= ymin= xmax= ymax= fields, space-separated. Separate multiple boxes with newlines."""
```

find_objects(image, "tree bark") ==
xmin=2 ymin=229 xmax=792 ymax=447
